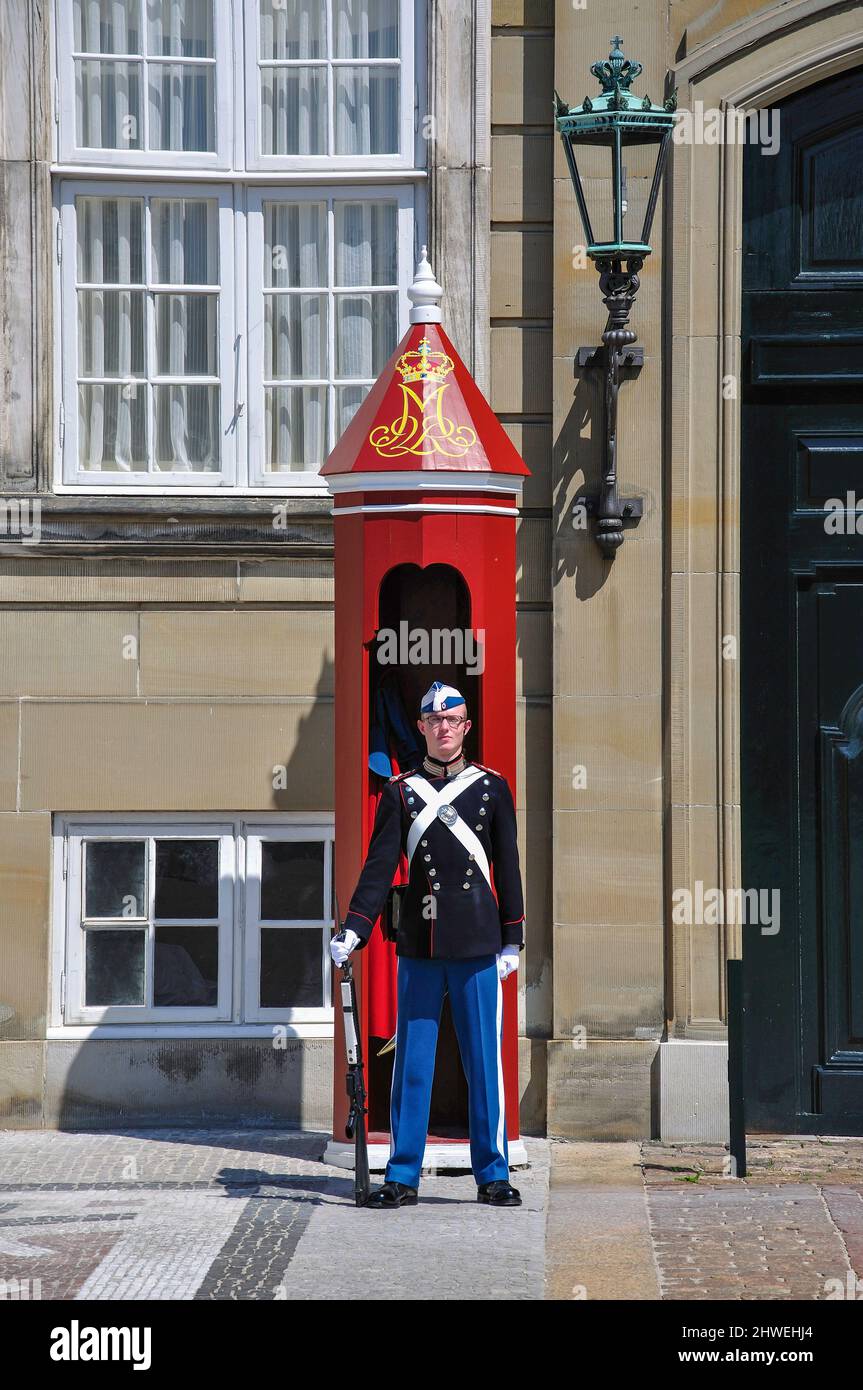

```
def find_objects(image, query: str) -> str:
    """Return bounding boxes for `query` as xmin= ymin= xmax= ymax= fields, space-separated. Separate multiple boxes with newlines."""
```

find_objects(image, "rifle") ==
xmin=333 ymin=886 xmax=371 ymax=1207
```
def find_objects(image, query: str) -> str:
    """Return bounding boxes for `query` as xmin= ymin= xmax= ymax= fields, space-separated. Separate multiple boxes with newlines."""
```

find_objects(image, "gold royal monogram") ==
xmin=369 ymin=337 xmax=478 ymax=459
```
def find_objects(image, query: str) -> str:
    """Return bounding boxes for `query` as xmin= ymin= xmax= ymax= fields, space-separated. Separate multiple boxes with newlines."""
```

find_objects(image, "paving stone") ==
xmin=0 ymin=1130 xmax=862 ymax=1300
xmin=0 ymin=1130 xmax=548 ymax=1301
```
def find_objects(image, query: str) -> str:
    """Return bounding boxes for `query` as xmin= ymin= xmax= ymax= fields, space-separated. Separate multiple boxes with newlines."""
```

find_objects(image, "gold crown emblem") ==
xmin=396 ymin=336 xmax=454 ymax=385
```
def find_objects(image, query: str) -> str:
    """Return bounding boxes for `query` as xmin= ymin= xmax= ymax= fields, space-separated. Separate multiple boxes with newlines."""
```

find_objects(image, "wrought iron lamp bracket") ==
xmin=576 ymin=254 xmax=647 ymax=557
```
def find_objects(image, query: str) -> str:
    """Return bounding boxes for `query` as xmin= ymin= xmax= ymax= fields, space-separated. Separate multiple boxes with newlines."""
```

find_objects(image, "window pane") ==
xmin=259 ymin=0 xmax=324 ymax=60
xmin=154 ymin=384 xmax=221 ymax=469
xmin=335 ymin=65 xmax=398 ymax=154
xmin=336 ymin=383 xmax=370 ymax=434
xmin=260 ymin=928 xmax=323 ymax=1007
xmin=75 ymin=59 xmax=143 ymax=150
xmin=151 ymin=199 xmax=218 ymax=284
xmin=77 ymin=197 xmax=145 ymax=284
xmin=335 ymin=291 xmax=397 ymax=376
xmin=264 ymin=202 xmax=326 ymax=289
xmin=334 ymin=0 xmax=398 ymax=58
xmin=75 ymin=0 xmax=143 ymax=53
xmin=335 ymin=201 xmax=397 ymax=285
xmin=265 ymin=386 xmax=328 ymax=470
xmin=78 ymin=383 xmax=149 ymax=471
xmin=261 ymin=840 xmax=325 ymax=919
xmin=78 ymin=290 xmax=146 ymax=377
xmin=148 ymin=64 xmax=215 ymax=151
xmin=155 ymin=293 xmax=218 ymax=375
xmin=154 ymin=925 xmax=218 ymax=1005
xmin=154 ymin=839 xmax=219 ymax=917
xmin=85 ymin=929 xmax=146 ymax=1005
xmin=85 ymin=840 xmax=147 ymax=918
xmin=260 ymin=67 xmax=326 ymax=156
xmin=147 ymin=0 xmax=214 ymax=57
xmin=265 ymin=294 xmax=327 ymax=379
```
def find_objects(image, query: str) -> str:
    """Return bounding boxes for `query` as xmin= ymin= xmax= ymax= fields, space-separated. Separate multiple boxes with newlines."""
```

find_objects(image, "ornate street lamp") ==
xmin=555 ymin=37 xmax=677 ymax=555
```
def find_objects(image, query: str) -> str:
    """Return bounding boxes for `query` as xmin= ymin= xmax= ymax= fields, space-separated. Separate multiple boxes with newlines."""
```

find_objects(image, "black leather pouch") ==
xmin=383 ymin=884 xmax=408 ymax=942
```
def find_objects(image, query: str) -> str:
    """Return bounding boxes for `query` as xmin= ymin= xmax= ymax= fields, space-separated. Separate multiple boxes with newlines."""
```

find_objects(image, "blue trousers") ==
xmin=385 ymin=952 xmax=510 ymax=1189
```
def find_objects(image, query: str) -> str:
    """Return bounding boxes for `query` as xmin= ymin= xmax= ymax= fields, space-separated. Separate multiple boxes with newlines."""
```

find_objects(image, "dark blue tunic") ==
xmin=343 ymin=761 xmax=525 ymax=960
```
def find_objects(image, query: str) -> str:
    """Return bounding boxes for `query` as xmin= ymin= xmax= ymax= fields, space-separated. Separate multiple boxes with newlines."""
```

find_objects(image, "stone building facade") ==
xmin=1 ymin=0 xmax=861 ymax=1138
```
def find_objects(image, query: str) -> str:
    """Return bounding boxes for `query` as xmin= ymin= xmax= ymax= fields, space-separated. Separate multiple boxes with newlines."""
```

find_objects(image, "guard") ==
xmin=330 ymin=680 xmax=526 ymax=1208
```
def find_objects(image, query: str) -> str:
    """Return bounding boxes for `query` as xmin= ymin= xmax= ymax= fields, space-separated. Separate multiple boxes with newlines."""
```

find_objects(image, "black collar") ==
xmin=422 ymin=750 xmax=469 ymax=779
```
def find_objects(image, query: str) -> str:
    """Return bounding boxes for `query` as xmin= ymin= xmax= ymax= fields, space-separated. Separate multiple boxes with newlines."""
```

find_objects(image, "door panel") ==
xmin=741 ymin=67 xmax=863 ymax=1131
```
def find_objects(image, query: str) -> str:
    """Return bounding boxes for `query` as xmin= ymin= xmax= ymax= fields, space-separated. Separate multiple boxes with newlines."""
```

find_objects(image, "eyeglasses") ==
xmin=424 ymin=714 xmax=467 ymax=729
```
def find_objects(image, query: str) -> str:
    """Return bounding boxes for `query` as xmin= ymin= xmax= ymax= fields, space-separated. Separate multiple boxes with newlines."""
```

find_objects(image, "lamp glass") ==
xmin=555 ymin=37 xmax=676 ymax=260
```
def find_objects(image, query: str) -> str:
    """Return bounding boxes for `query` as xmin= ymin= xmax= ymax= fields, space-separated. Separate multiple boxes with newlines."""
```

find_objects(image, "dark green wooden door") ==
xmin=742 ymin=67 xmax=863 ymax=1132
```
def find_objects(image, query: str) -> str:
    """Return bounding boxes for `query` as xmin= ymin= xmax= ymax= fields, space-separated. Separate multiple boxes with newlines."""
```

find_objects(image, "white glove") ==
xmin=330 ymin=928 xmax=360 ymax=965
xmin=497 ymin=946 xmax=520 ymax=981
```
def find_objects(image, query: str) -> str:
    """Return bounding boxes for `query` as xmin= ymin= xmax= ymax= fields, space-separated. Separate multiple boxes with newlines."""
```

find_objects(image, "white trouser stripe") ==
xmin=495 ymin=970 xmax=506 ymax=1166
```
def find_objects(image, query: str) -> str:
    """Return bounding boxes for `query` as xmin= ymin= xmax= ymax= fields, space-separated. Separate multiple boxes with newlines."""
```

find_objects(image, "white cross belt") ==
xmin=403 ymin=768 xmax=492 ymax=888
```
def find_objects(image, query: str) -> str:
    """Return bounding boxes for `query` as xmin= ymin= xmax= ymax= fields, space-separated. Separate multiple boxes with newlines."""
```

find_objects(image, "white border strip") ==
xmin=49 ymin=164 xmax=429 ymax=185
xmin=326 ymin=471 xmax=524 ymax=494
xmin=46 ymin=1025 xmax=333 ymax=1039
xmin=334 ymin=503 xmax=519 ymax=516
xmin=323 ymin=1138 xmax=530 ymax=1171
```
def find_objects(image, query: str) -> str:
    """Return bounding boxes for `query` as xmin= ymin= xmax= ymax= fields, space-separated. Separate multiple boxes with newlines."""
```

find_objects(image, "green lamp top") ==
xmin=554 ymin=35 xmax=677 ymax=143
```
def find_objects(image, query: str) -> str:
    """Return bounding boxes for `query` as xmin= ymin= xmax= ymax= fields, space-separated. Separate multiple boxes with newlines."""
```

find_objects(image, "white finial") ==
xmin=408 ymin=245 xmax=443 ymax=323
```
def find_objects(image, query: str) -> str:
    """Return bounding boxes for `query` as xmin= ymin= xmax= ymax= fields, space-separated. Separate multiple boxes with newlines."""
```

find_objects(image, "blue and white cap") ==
xmin=420 ymin=680 xmax=466 ymax=715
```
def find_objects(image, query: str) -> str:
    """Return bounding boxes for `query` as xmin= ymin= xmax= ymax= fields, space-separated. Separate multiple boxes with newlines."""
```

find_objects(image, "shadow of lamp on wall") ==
xmin=555 ymin=36 xmax=678 ymax=556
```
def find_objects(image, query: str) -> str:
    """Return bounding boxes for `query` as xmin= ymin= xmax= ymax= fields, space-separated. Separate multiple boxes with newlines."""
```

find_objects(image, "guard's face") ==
xmin=417 ymin=703 xmax=471 ymax=759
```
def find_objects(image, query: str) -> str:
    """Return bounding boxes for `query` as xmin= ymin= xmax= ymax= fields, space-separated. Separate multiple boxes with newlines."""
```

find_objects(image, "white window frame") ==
xmin=247 ymin=183 xmax=415 ymax=486
xmin=49 ymin=0 xmax=428 ymax=494
xmin=55 ymin=0 xmax=238 ymax=171
xmin=60 ymin=818 xmax=235 ymax=1025
xmin=243 ymin=823 xmax=334 ymax=1023
xmin=243 ymin=0 xmax=417 ymax=173
xmin=57 ymin=179 xmax=241 ymax=489
xmin=51 ymin=813 xmax=336 ymax=1037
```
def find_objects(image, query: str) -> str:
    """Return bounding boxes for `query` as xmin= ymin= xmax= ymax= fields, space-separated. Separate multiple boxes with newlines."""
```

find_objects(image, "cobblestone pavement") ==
xmin=640 ymin=1138 xmax=863 ymax=1301
xmin=0 ymin=1130 xmax=861 ymax=1300
xmin=0 ymin=1130 xmax=548 ymax=1300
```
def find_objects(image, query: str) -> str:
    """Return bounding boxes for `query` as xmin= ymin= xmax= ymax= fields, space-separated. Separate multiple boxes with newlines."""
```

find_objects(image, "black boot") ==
xmin=365 ymin=1180 xmax=419 ymax=1208
xmin=477 ymin=1179 xmax=522 ymax=1206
